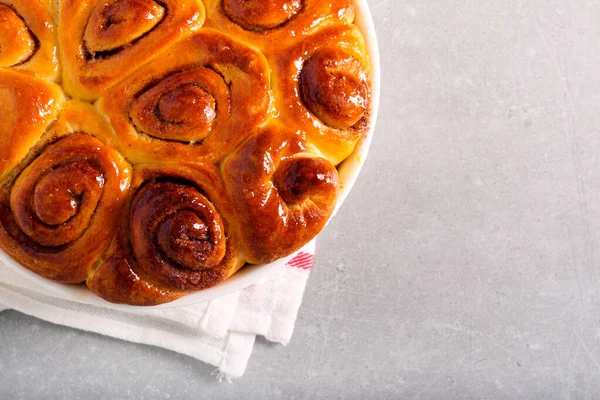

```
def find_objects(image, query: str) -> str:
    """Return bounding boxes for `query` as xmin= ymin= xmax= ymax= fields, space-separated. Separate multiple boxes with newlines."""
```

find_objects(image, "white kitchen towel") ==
xmin=0 ymin=241 xmax=315 ymax=379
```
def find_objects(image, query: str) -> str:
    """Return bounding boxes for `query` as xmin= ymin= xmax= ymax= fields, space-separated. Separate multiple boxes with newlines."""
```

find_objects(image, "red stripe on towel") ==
xmin=287 ymin=252 xmax=314 ymax=271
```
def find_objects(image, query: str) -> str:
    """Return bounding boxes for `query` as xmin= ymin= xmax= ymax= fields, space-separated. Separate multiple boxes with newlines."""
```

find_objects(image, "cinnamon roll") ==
xmin=97 ymin=28 xmax=271 ymax=164
xmin=203 ymin=0 xmax=354 ymax=54
xmin=273 ymin=24 xmax=372 ymax=165
xmin=59 ymin=0 xmax=206 ymax=100
xmin=0 ymin=0 xmax=59 ymax=80
xmin=87 ymin=163 xmax=244 ymax=305
xmin=222 ymin=125 xmax=339 ymax=264
xmin=0 ymin=102 xmax=131 ymax=283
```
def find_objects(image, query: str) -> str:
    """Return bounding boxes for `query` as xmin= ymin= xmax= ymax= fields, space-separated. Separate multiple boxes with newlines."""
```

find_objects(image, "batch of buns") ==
xmin=0 ymin=0 xmax=373 ymax=305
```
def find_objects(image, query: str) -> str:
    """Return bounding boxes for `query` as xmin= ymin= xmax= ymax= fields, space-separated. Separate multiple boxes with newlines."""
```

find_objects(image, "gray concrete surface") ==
xmin=3 ymin=0 xmax=600 ymax=398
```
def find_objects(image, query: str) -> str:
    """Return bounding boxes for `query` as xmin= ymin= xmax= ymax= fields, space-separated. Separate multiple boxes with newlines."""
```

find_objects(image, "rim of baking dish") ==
xmin=0 ymin=0 xmax=381 ymax=310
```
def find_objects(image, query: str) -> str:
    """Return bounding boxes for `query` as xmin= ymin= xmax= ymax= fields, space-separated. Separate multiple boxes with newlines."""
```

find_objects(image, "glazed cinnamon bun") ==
xmin=0 ymin=0 xmax=59 ymax=80
xmin=0 ymin=101 xmax=131 ymax=283
xmin=59 ymin=0 xmax=206 ymax=100
xmin=203 ymin=0 xmax=354 ymax=54
xmin=97 ymin=28 xmax=271 ymax=164
xmin=222 ymin=125 xmax=339 ymax=264
xmin=273 ymin=24 xmax=372 ymax=165
xmin=87 ymin=163 xmax=244 ymax=305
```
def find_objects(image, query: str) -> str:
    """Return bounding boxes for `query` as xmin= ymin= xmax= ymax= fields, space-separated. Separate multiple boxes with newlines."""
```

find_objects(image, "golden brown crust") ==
xmin=59 ymin=0 xmax=206 ymax=100
xmin=86 ymin=248 xmax=186 ymax=306
xmin=97 ymin=28 xmax=271 ymax=165
xmin=87 ymin=163 xmax=245 ymax=305
xmin=273 ymin=24 xmax=372 ymax=165
xmin=222 ymin=125 xmax=339 ymax=264
xmin=222 ymin=0 xmax=302 ymax=32
xmin=0 ymin=101 xmax=132 ymax=283
xmin=0 ymin=70 xmax=64 ymax=182
xmin=0 ymin=0 xmax=59 ymax=80
xmin=203 ymin=0 xmax=354 ymax=54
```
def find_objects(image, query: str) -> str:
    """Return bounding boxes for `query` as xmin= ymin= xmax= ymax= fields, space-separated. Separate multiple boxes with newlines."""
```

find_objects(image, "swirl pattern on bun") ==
xmin=203 ymin=0 xmax=354 ymax=54
xmin=87 ymin=164 xmax=244 ymax=305
xmin=222 ymin=126 xmax=339 ymax=264
xmin=98 ymin=29 xmax=271 ymax=164
xmin=59 ymin=0 xmax=206 ymax=100
xmin=0 ymin=0 xmax=59 ymax=79
xmin=273 ymin=24 xmax=372 ymax=165
xmin=0 ymin=102 xmax=131 ymax=283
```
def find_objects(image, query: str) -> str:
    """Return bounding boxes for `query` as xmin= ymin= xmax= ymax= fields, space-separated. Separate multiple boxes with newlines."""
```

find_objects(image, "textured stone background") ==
xmin=3 ymin=0 xmax=600 ymax=398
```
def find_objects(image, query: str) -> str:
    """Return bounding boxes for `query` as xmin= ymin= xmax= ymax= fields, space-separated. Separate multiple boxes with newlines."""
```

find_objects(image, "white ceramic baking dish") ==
xmin=0 ymin=0 xmax=380 ymax=310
